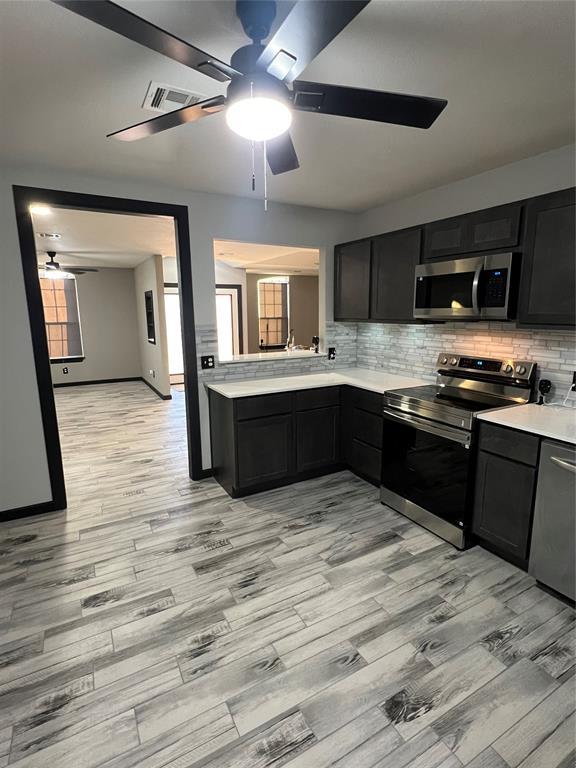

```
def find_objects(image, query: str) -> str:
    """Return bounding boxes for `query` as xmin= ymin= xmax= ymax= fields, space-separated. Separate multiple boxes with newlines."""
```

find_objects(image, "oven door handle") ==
xmin=382 ymin=408 xmax=472 ymax=448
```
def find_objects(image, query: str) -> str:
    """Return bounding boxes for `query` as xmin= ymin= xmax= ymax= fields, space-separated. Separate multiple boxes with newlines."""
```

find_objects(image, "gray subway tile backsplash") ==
xmin=197 ymin=320 xmax=575 ymax=407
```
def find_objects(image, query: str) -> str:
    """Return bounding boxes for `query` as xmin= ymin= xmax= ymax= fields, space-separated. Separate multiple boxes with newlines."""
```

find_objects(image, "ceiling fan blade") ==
xmin=108 ymin=95 xmax=226 ymax=141
xmin=292 ymin=81 xmax=447 ymax=128
xmin=65 ymin=267 xmax=99 ymax=273
xmin=266 ymin=133 xmax=299 ymax=175
xmin=256 ymin=0 xmax=370 ymax=83
xmin=51 ymin=0 xmax=240 ymax=82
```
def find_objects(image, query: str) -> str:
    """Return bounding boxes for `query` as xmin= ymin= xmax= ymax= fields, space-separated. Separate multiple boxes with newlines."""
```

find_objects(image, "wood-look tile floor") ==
xmin=0 ymin=381 xmax=574 ymax=768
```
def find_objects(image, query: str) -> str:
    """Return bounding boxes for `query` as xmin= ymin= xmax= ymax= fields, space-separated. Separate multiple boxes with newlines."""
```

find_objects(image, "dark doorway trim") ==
xmin=216 ymin=283 xmax=244 ymax=354
xmin=12 ymin=185 xmax=204 ymax=519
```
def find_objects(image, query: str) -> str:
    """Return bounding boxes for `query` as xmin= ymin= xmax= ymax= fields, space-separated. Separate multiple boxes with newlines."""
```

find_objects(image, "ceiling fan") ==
xmin=40 ymin=252 xmax=99 ymax=279
xmin=53 ymin=0 xmax=447 ymax=175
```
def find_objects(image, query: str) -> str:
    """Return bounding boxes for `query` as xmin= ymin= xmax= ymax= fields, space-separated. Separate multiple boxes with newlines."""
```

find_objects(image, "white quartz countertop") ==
xmin=477 ymin=404 xmax=576 ymax=445
xmin=205 ymin=367 xmax=428 ymax=399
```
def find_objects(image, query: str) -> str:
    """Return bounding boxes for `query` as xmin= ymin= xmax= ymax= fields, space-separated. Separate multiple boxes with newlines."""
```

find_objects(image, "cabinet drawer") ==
xmin=295 ymin=387 xmax=340 ymax=411
xmin=352 ymin=408 xmax=383 ymax=449
xmin=236 ymin=393 xmax=292 ymax=421
xmin=478 ymin=422 xmax=539 ymax=466
xmin=350 ymin=439 xmax=381 ymax=486
xmin=350 ymin=387 xmax=383 ymax=415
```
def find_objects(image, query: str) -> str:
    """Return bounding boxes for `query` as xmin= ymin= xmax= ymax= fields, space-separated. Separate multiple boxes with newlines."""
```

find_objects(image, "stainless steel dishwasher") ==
xmin=529 ymin=440 xmax=576 ymax=600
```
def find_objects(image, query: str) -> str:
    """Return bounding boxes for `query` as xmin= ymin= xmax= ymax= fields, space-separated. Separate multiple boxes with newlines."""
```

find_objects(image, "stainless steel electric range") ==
xmin=380 ymin=352 xmax=537 ymax=549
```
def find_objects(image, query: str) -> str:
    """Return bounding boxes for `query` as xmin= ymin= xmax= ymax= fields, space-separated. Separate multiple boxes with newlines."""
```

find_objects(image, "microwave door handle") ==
xmin=472 ymin=262 xmax=483 ymax=314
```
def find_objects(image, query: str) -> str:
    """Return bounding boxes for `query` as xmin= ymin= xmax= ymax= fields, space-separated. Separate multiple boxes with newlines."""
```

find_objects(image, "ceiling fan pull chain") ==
xmin=251 ymin=140 xmax=256 ymax=191
xmin=263 ymin=140 xmax=268 ymax=212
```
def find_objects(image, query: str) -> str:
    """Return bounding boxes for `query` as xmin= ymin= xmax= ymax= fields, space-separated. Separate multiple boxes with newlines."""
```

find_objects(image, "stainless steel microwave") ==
xmin=413 ymin=253 xmax=519 ymax=320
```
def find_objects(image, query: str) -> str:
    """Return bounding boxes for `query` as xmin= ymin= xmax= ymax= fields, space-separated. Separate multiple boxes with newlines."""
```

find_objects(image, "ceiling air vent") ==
xmin=142 ymin=81 xmax=206 ymax=113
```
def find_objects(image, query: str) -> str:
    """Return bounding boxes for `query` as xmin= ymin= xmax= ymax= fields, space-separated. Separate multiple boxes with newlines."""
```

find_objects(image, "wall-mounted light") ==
xmin=29 ymin=204 xmax=52 ymax=216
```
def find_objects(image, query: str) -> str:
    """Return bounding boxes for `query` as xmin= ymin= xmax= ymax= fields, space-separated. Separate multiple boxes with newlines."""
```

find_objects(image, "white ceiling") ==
xmin=32 ymin=207 xmax=177 ymax=268
xmin=2 ymin=1 xmax=574 ymax=211
xmin=214 ymin=239 xmax=319 ymax=275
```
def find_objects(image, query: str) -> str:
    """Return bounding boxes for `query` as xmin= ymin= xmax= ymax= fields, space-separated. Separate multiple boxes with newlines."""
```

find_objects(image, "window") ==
xmin=39 ymin=276 xmax=84 ymax=361
xmin=144 ymin=290 xmax=156 ymax=344
xmin=258 ymin=277 xmax=289 ymax=347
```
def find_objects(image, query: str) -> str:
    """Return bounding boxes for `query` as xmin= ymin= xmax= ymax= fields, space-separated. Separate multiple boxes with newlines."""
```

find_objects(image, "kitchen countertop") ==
xmin=219 ymin=350 xmax=324 ymax=365
xmin=205 ymin=367 xmax=428 ymax=399
xmin=478 ymin=403 xmax=576 ymax=445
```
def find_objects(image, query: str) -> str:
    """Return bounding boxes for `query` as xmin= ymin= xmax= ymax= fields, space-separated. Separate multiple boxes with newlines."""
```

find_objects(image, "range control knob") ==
xmin=441 ymin=356 xmax=448 ymax=365
xmin=450 ymin=357 xmax=458 ymax=366
xmin=515 ymin=365 xmax=527 ymax=375
xmin=504 ymin=364 xmax=513 ymax=374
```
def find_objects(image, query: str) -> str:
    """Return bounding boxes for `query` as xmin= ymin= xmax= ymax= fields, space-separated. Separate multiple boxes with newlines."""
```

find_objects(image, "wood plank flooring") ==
xmin=0 ymin=381 xmax=574 ymax=767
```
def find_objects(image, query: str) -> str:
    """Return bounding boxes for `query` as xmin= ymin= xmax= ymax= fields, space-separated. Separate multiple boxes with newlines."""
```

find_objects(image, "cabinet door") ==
xmin=334 ymin=240 xmax=371 ymax=320
xmin=237 ymin=415 xmax=293 ymax=488
xmin=371 ymin=229 xmax=422 ymax=321
xmin=472 ymin=450 xmax=536 ymax=564
xmin=296 ymin=406 xmax=340 ymax=473
xmin=467 ymin=203 xmax=522 ymax=252
xmin=519 ymin=188 xmax=576 ymax=326
xmin=423 ymin=216 xmax=468 ymax=260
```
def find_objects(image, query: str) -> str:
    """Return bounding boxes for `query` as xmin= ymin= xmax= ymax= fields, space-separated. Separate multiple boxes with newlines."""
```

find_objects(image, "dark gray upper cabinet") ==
xmin=422 ymin=203 xmax=522 ymax=261
xmin=334 ymin=239 xmax=371 ymax=320
xmin=423 ymin=216 xmax=467 ymax=260
xmin=518 ymin=188 xmax=576 ymax=326
xmin=370 ymin=228 xmax=422 ymax=321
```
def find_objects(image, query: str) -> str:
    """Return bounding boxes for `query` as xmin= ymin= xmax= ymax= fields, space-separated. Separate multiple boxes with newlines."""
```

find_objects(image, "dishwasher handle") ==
xmin=550 ymin=456 xmax=576 ymax=474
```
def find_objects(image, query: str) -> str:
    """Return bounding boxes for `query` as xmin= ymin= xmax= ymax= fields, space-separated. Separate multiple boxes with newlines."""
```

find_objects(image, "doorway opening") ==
xmin=13 ymin=186 xmax=204 ymax=518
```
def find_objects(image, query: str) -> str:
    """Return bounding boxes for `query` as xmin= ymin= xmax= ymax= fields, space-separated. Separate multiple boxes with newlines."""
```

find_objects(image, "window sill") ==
xmin=50 ymin=356 xmax=85 ymax=364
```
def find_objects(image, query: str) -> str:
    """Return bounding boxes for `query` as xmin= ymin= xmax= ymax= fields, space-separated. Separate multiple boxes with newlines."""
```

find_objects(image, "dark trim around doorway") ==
xmin=10 ymin=185 xmax=203 ymax=520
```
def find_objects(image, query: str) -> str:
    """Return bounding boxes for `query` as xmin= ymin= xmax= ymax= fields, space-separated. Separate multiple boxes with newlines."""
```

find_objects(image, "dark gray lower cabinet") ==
xmin=472 ymin=423 xmax=539 ymax=567
xmin=237 ymin=415 xmax=293 ymax=488
xmin=472 ymin=451 xmax=536 ymax=565
xmin=342 ymin=386 xmax=384 ymax=486
xmin=296 ymin=407 xmax=340 ymax=473
xmin=209 ymin=388 xmax=342 ymax=497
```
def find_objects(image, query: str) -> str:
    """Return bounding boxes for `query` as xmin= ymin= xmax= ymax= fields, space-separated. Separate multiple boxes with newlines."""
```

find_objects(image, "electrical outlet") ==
xmin=328 ymin=347 xmax=336 ymax=361
xmin=572 ymin=371 xmax=576 ymax=391
xmin=62 ymin=366 xmax=69 ymax=375
xmin=201 ymin=355 xmax=215 ymax=370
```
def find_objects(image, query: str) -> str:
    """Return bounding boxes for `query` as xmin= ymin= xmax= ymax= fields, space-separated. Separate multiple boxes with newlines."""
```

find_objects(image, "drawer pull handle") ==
xmin=550 ymin=456 xmax=576 ymax=474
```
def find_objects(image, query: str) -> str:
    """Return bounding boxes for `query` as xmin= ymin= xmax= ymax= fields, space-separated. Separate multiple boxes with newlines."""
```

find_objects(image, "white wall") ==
xmin=50 ymin=267 xmax=140 ymax=385
xmin=353 ymin=144 xmax=576 ymax=239
xmin=0 ymin=163 xmax=353 ymax=511
xmin=134 ymin=255 xmax=171 ymax=397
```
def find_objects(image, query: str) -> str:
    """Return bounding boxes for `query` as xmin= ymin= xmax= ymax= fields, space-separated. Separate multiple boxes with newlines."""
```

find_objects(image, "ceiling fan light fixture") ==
xmin=226 ymin=95 xmax=292 ymax=142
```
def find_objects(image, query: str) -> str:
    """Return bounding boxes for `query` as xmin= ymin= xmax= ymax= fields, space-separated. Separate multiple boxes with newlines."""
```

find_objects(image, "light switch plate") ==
xmin=201 ymin=355 xmax=215 ymax=370
xmin=328 ymin=347 xmax=336 ymax=360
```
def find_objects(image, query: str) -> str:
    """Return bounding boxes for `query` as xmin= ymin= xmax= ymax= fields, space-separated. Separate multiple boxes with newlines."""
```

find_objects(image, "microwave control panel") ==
xmin=483 ymin=268 xmax=508 ymax=307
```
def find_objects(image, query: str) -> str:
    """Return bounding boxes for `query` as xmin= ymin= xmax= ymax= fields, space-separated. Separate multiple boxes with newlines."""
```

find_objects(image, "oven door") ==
xmin=414 ymin=257 xmax=483 ymax=319
xmin=380 ymin=409 xmax=473 ymax=548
